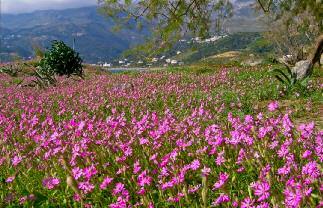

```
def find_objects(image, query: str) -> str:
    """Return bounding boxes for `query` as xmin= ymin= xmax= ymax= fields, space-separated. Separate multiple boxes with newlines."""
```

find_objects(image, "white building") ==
xmin=171 ymin=60 xmax=178 ymax=65
xmin=103 ymin=62 xmax=112 ymax=67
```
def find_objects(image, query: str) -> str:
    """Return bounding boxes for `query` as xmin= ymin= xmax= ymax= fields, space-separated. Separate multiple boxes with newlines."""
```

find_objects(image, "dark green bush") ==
xmin=39 ymin=40 xmax=83 ymax=77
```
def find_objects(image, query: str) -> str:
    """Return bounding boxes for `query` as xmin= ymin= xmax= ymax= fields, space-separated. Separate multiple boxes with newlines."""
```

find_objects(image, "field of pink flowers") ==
xmin=0 ymin=67 xmax=322 ymax=207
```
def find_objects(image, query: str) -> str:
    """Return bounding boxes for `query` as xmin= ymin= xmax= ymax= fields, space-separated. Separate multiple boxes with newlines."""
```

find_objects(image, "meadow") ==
xmin=0 ymin=65 xmax=322 ymax=207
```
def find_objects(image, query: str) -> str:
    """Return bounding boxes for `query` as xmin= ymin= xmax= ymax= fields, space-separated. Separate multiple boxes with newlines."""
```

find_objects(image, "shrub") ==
xmin=0 ymin=63 xmax=24 ymax=77
xmin=38 ymin=40 xmax=83 ymax=77
xmin=272 ymin=67 xmax=309 ymax=96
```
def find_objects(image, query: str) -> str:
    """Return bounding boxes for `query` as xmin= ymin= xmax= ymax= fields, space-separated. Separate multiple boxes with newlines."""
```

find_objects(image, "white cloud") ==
xmin=1 ymin=0 xmax=97 ymax=14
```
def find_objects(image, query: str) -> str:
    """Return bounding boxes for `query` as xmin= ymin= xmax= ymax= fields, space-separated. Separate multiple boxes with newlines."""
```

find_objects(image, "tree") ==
xmin=38 ymin=40 xmax=83 ymax=78
xmin=256 ymin=0 xmax=322 ymax=79
xmin=98 ymin=0 xmax=233 ymax=55
xmin=255 ymin=0 xmax=322 ymax=25
xmin=99 ymin=0 xmax=322 ymax=78
xmin=263 ymin=9 xmax=320 ymax=64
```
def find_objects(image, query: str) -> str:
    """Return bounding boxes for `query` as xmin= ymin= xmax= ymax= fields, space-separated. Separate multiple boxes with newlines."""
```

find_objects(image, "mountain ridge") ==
xmin=0 ymin=4 xmax=265 ymax=63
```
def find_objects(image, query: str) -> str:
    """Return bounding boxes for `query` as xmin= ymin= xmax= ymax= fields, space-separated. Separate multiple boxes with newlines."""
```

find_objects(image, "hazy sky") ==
xmin=1 ymin=0 xmax=98 ymax=14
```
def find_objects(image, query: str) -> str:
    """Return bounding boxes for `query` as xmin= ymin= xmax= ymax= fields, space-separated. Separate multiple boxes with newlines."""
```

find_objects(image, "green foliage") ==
xmin=257 ymin=0 xmax=322 ymax=29
xmin=247 ymin=38 xmax=274 ymax=54
xmin=172 ymin=32 xmax=262 ymax=64
xmin=272 ymin=67 xmax=309 ymax=95
xmin=100 ymin=0 xmax=233 ymax=54
xmin=32 ymin=44 xmax=45 ymax=59
xmin=38 ymin=40 xmax=83 ymax=77
xmin=0 ymin=63 xmax=24 ymax=77
xmin=260 ymin=0 xmax=321 ymax=64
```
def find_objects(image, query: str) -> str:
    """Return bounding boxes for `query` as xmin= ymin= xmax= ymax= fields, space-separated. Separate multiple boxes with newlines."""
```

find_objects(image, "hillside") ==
xmin=142 ymin=32 xmax=274 ymax=67
xmin=0 ymin=3 xmax=266 ymax=64
xmin=0 ymin=6 xmax=149 ymax=63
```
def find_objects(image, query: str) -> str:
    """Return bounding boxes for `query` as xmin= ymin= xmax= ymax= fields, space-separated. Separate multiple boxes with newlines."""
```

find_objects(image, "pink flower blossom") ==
xmin=283 ymin=187 xmax=302 ymax=208
xmin=212 ymin=193 xmax=230 ymax=206
xmin=201 ymin=166 xmax=211 ymax=177
xmin=302 ymin=161 xmax=320 ymax=179
xmin=250 ymin=181 xmax=270 ymax=202
xmin=6 ymin=176 xmax=15 ymax=183
xmin=213 ymin=172 xmax=229 ymax=190
xmin=268 ymin=101 xmax=279 ymax=112
xmin=12 ymin=156 xmax=22 ymax=166
xmin=216 ymin=151 xmax=226 ymax=166
xmin=302 ymin=150 xmax=312 ymax=159
xmin=78 ymin=181 xmax=95 ymax=194
xmin=241 ymin=197 xmax=255 ymax=208
xmin=190 ymin=159 xmax=200 ymax=170
xmin=100 ymin=176 xmax=113 ymax=190
xmin=42 ymin=177 xmax=60 ymax=189
xmin=113 ymin=183 xmax=126 ymax=195
xmin=137 ymin=170 xmax=152 ymax=187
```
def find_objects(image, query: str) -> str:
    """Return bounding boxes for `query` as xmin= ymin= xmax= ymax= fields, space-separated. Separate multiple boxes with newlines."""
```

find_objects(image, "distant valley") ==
xmin=0 ymin=2 xmax=266 ymax=64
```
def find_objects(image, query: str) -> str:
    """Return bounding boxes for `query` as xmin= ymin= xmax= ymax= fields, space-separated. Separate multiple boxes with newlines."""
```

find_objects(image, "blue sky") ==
xmin=1 ymin=0 xmax=97 ymax=14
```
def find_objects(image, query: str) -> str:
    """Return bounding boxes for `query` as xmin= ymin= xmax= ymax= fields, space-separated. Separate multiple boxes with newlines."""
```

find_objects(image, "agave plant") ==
xmin=272 ymin=67 xmax=297 ymax=86
xmin=272 ymin=67 xmax=309 ymax=95
xmin=0 ymin=63 xmax=23 ymax=77
xmin=32 ymin=66 xmax=57 ymax=88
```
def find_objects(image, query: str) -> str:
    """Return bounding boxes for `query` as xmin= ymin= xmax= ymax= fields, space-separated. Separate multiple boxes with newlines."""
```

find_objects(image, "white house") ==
xmin=103 ymin=62 xmax=112 ymax=67
xmin=171 ymin=60 xmax=178 ymax=64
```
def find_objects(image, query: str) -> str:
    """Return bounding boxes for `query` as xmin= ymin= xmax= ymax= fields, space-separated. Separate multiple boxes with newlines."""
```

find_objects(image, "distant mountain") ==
xmin=0 ymin=6 xmax=149 ymax=63
xmin=225 ymin=0 xmax=267 ymax=33
xmin=0 ymin=3 xmax=266 ymax=63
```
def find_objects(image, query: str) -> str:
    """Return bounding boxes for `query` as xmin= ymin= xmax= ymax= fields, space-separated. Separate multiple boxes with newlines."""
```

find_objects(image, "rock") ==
xmin=113 ymin=83 xmax=134 ymax=91
xmin=291 ymin=60 xmax=312 ymax=80
xmin=282 ymin=54 xmax=294 ymax=65
xmin=242 ymin=59 xmax=263 ymax=66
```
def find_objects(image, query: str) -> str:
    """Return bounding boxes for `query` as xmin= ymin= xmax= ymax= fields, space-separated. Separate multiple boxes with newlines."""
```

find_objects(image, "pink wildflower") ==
xmin=241 ymin=197 xmax=255 ymax=208
xmin=302 ymin=161 xmax=320 ymax=179
xmin=268 ymin=101 xmax=279 ymax=112
xmin=100 ymin=176 xmax=113 ymax=190
xmin=133 ymin=160 xmax=141 ymax=174
xmin=216 ymin=151 xmax=226 ymax=166
xmin=302 ymin=150 xmax=312 ymax=159
xmin=212 ymin=193 xmax=230 ymax=206
xmin=78 ymin=181 xmax=95 ymax=194
xmin=201 ymin=166 xmax=211 ymax=177
xmin=12 ymin=155 xmax=22 ymax=166
xmin=213 ymin=172 xmax=229 ymax=190
xmin=137 ymin=170 xmax=152 ymax=187
xmin=42 ymin=177 xmax=60 ymax=189
xmin=72 ymin=167 xmax=83 ymax=180
xmin=283 ymin=187 xmax=302 ymax=208
xmin=6 ymin=176 xmax=15 ymax=183
xmin=190 ymin=159 xmax=200 ymax=170
xmin=113 ymin=182 xmax=126 ymax=195
xmin=250 ymin=181 xmax=270 ymax=202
